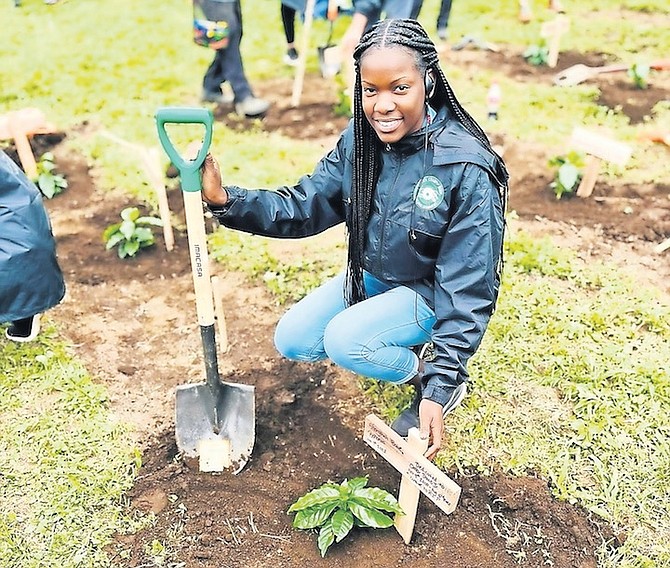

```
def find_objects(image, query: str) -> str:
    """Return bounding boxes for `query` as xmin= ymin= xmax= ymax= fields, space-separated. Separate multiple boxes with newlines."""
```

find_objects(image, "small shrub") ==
xmin=102 ymin=206 xmax=162 ymax=259
xmin=548 ymin=151 xmax=585 ymax=199
xmin=523 ymin=44 xmax=550 ymax=66
xmin=36 ymin=152 xmax=67 ymax=198
xmin=288 ymin=476 xmax=403 ymax=557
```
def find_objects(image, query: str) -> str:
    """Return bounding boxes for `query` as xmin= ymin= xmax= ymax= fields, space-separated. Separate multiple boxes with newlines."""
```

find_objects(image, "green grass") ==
xmin=1 ymin=0 xmax=669 ymax=566
xmin=0 ymin=327 xmax=145 ymax=567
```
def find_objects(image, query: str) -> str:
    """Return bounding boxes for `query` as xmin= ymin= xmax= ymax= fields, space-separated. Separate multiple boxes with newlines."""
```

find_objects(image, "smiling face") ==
xmin=359 ymin=46 xmax=428 ymax=144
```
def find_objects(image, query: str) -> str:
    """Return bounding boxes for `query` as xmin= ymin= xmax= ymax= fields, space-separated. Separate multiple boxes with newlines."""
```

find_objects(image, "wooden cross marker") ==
xmin=541 ymin=15 xmax=570 ymax=68
xmin=569 ymin=127 xmax=632 ymax=198
xmin=363 ymin=414 xmax=461 ymax=544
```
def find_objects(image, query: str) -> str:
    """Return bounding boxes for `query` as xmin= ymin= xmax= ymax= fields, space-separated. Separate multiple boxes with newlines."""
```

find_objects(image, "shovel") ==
xmin=155 ymin=106 xmax=255 ymax=473
xmin=553 ymin=58 xmax=670 ymax=86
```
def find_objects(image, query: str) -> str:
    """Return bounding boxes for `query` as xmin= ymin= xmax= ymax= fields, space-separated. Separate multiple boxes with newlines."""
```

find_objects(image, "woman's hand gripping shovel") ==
xmin=155 ymin=107 xmax=254 ymax=474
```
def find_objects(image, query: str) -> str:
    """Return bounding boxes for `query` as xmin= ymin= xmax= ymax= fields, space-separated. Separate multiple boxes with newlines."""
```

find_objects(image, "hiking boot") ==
xmin=283 ymin=47 xmax=299 ymax=66
xmin=5 ymin=314 xmax=40 ymax=342
xmin=235 ymin=96 xmax=270 ymax=118
xmin=390 ymin=381 xmax=467 ymax=438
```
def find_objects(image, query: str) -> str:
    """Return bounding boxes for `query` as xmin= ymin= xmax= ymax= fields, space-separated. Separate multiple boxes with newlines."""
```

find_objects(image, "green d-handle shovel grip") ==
xmin=155 ymin=106 xmax=214 ymax=191
xmin=154 ymin=106 xmax=216 ymax=331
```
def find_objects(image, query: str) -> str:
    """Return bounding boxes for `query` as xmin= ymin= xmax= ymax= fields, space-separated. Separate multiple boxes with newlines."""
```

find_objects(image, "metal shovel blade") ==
xmin=175 ymin=379 xmax=255 ymax=474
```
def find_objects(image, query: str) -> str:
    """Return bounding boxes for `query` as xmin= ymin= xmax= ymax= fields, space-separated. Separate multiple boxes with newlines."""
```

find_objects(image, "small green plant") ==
xmin=523 ymin=43 xmax=550 ymax=66
xmin=548 ymin=151 xmax=585 ymax=199
xmin=102 ymin=206 xmax=162 ymax=258
xmin=628 ymin=62 xmax=650 ymax=89
xmin=36 ymin=152 xmax=67 ymax=198
xmin=288 ymin=476 xmax=403 ymax=557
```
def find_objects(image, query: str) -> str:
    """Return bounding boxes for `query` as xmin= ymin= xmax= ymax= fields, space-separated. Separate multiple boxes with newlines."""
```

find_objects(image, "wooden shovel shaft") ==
xmin=183 ymin=191 xmax=215 ymax=327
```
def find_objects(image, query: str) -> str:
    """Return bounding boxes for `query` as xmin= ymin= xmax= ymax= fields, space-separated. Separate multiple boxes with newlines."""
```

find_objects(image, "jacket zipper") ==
xmin=376 ymin=148 xmax=404 ymax=275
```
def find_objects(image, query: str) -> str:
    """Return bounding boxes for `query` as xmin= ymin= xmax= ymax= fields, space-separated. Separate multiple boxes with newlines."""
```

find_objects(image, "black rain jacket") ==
xmin=212 ymin=107 xmax=505 ymax=407
xmin=0 ymin=150 xmax=65 ymax=322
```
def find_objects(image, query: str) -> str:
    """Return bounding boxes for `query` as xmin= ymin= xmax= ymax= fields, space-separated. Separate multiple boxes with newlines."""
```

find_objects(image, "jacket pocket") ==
xmin=409 ymin=228 xmax=441 ymax=260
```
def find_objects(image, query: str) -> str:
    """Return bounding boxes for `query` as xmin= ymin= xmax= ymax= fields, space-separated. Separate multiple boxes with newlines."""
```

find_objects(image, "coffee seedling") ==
xmin=628 ymin=62 xmax=650 ymax=89
xmin=288 ymin=476 xmax=403 ymax=557
xmin=36 ymin=152 xmax=67 ymax=199
xmin=103 ymin=206 xmax=162 ymax=258
xmin=548 ymin=151 xmax=585 ymax=199
xmin=523 ymin=43 xmax=550 ymax=66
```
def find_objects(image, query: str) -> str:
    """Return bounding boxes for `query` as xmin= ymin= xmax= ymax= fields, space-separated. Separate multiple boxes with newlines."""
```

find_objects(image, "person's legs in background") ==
xmin=222 ymin=1 xmax=269 ymax=117
xmin=281 ymin=2 xmax=299 ymax=65
xmin=436 ymin=0 xmax=453 ymax=40
xmin=410 ymin=0 xmax=424 ymax=20
xmin=382 ymin=0 xmax=413 ymax=19
xmin=201 ymin=0 xmax=269 ymax=117
xmin=202 ymin=49 xmax=231 ymax=102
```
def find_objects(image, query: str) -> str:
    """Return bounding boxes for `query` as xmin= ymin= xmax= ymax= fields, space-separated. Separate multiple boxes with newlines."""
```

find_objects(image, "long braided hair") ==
xmin=344 ymin=18 xmax=509 ymax=305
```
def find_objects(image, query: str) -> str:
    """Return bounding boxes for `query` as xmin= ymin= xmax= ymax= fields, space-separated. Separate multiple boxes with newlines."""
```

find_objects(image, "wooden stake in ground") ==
xmin=394 ymin=428 xmax=429 ymax=543
xmin=141 ymin=147 xmax=175 ymax=252
xmin=291 ymin=0 xmax=316 ymax=107
xmin=363 ymin=414 xmax=461 ymax=544
xmin=569 ymin=127 xmax=632 ymax=198
xmin=100 ymin=130 xmax=175 ymax=251
xmin=540 ymin=15 xmax=570 ymax=68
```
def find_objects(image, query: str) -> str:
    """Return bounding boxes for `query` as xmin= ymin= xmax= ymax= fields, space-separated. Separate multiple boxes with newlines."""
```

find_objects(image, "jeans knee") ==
xmin=323 ymin=321 xmax=364 ymax=370
xmin=274 ymin=319 xmax=324 ymax=362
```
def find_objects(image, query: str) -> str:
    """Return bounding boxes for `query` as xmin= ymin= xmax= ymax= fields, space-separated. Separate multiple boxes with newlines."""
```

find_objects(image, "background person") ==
xmin=0 ymin=150 xmax=65 ymax=342
xmin=198 ymin=0 xmax=270 ymax=117
xmin=198 ymin=19 xmax=508 ymax=460
xmin=280 ymin=0 xmax=300 ymax=65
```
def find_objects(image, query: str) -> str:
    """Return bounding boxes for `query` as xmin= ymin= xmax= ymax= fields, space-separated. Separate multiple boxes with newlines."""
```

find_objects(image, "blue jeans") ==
xmin=274 ymin=272 xmax=436 ymax=383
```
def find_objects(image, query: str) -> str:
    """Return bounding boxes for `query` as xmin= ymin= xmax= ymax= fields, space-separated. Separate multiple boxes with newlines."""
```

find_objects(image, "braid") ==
xmin=345 ymin=18 xmax=509 ymax=306
xmin=345 ymin=68 xmax=380 ymax=304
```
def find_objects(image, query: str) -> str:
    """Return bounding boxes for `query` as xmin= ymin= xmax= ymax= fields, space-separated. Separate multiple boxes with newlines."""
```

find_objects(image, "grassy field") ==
xmin=1 ymin=0 xmax=669 ymax=566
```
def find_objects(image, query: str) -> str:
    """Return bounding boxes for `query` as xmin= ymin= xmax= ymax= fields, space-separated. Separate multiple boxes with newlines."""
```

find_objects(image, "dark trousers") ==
xmin=410 ymin=0 xmax=453 ymax=31
xmin=202 ymin=0 xmax=252 ymax=102
xmin=281 ymin=3 xmax=296 ymax=44
xmin=436 ymin=0 xmax=453 ymax=30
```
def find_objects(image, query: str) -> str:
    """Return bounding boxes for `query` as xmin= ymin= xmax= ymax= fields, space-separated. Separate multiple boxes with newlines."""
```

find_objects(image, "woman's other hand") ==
xmin=419 ymin=399 xmax=445 ymax=461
